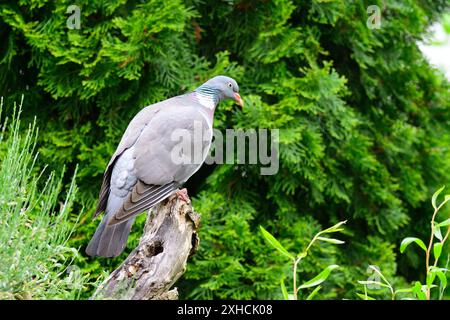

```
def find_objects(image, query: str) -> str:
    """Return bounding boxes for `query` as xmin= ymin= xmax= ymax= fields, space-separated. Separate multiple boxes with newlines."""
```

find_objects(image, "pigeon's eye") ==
xmin=227 ymin=82 xmax=233 ymax=88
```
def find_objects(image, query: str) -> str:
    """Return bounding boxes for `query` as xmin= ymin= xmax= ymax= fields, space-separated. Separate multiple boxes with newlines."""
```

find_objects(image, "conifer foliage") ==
xmin=1 ymin=0 xmax=449 ymax=299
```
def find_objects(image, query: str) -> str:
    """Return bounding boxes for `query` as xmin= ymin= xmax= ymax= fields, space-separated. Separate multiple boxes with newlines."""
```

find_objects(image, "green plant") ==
xmin=260 ymin=221 xmax=346 ymax=300
xmin=399 ymin=186 xmax=450 ymax=300
xmin=357 ymin=265 xmax=414 ymax=300
xmin=357 ymin=186 xmax=450 ymax=300
xmin=0 ymin=97 xmax=94 ymax=299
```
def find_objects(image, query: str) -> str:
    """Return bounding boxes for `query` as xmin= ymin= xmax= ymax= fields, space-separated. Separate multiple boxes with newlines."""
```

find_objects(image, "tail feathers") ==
xmin=86 ymin=215 xmax=135 ymax=258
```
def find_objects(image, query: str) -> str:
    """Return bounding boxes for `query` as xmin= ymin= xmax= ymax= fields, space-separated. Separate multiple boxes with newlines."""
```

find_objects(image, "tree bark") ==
xmin=91 ymin=193 xmax=201 ymax=300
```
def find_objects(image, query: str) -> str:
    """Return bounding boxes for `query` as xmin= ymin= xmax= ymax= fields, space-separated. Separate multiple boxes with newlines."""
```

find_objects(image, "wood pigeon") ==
xmin=86 ymin=76 xmax=243 ymax=257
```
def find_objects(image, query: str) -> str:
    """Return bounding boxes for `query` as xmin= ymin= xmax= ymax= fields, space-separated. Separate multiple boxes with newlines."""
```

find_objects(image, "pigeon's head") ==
xmin=197 ymin=75 xmax=243 ymax=108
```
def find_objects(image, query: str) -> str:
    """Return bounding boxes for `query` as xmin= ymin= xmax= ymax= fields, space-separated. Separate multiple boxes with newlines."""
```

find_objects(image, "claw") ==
xmin=176 ymin=188 xmax=190 ymax=204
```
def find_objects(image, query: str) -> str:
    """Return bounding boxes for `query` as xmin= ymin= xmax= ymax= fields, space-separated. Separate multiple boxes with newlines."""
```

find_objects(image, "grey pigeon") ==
xmin=86 ymin=75 xmax=243 ymax=257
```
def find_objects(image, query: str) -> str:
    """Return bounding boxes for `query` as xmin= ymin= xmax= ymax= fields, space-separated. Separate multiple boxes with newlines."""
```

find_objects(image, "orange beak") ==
xmin=234 ymin=93 xmax=244 ymax=108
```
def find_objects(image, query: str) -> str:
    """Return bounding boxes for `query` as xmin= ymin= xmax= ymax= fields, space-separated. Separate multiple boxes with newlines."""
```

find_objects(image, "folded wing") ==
xmin=107 ymin=180 xmax=179 ymax=226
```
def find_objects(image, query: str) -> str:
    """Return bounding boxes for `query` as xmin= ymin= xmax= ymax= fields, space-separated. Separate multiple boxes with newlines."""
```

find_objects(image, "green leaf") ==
xmin=432 ymin=186 xmax=445 ymax=210
xmin=259 ymin=226 xmax=294 ymax=260
xmin=356 ymin=292 xmax=376 ymax=300
xmin=412 ymin=282 xmax=427 ymax=300
xmin=427 ymin=267 xmax=447 ymax=288
xmin=400 ymin=237 xmax=427 ymax=253
xmin=434 ymin=225 xmax=443 ymax=241
xmin=357 ymin=280 xmax=390 ymax=289
xmin=395 ymin=288 xmax=413 ymax=294
xmin=434 ymin=242 xmax=443 ymax=260
xmin=299 ymin=265 xmax=339 ymax=289
xmin=322 ymin=220 xmax=347 ymax=234
xmin=427 ymin=271 xmax=437 ymax=287
xmin=317 ymin=236 xmax=345 ymax=244
xmin=437 ymin=218 xmax=450 ymax=227
xmin=443 ymin=13 xmax=450 ymax=34
xmin=306 ymin=286 xmax=322 ymax=300
xmin=435 ymin=270 xmax=447 ymax=288
xmin=280 ymin=278 xmax=289 ymax=300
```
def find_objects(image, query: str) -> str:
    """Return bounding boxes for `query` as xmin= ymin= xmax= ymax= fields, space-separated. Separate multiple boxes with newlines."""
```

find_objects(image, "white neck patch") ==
xmin=196 ymin=92 xmax=216 ymax=110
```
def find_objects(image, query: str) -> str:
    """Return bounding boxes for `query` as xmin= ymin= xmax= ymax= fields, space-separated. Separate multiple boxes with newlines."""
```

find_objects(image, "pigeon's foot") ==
xmin=176 ymin=188 xmax=190 ymax=204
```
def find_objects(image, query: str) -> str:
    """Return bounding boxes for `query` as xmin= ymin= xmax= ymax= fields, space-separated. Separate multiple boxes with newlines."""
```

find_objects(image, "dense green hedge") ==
xmin=1 ymin=0 xmax=449 ymax=299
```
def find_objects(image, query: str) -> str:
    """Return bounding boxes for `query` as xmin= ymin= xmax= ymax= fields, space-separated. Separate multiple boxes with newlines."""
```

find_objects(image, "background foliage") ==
xmin=1 ymin=0 xmax=449 ymax=299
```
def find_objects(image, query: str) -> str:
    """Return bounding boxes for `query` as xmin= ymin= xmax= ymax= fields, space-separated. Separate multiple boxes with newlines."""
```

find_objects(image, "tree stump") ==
xmin=91 ymin=193 xmax=201 ymax=300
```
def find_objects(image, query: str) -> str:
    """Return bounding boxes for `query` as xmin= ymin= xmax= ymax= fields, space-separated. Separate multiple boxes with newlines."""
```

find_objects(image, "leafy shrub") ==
xmin=0 ymin=97 xmax=93 ymax=299
xmin=357 ymin=186 xmax=450 ymax=300
xmin=260 ymin=221 xmax=346 ymax=299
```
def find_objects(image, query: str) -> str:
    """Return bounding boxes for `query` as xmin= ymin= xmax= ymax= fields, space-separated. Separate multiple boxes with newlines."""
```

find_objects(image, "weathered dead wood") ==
xmin=91 ymin=193 xmax=201 ymax=300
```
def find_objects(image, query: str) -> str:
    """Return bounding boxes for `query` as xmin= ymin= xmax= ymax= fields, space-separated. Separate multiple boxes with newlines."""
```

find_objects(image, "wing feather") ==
xmin=93 ymin=161 xmax=114 ymax=218
xmin=107 ymin=181 xmax=178 ymax=226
